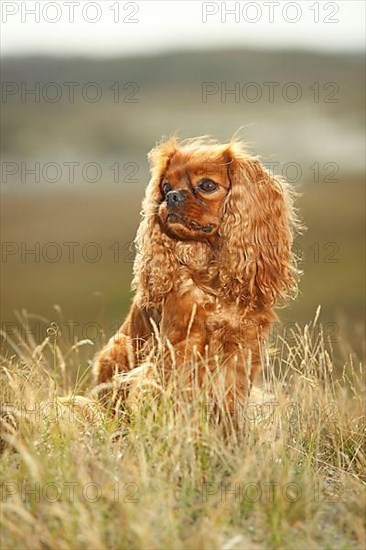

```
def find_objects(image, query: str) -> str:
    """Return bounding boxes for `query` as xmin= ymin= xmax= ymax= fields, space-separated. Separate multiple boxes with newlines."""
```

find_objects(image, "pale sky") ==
xmin=1 ymin=0 xmax=365 ymax=57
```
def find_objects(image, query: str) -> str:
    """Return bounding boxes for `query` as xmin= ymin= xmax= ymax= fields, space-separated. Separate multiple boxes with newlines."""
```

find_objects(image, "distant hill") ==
xmin=1 ymin=49 xmax=365 ymax=170
xmin=2 ymin=49 xmax=364 ymax=90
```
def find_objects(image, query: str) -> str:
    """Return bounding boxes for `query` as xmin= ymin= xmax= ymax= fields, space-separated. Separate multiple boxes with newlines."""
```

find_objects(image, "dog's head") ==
xmin=151 ymin=139 xmax=231 ymax=242
xmin=135 ymin=136 xmax=301 ymax=307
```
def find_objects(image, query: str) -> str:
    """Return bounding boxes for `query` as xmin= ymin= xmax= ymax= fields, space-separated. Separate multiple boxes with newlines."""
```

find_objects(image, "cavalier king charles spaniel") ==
xmin=93 ymin=136 xmax=300 ymax=413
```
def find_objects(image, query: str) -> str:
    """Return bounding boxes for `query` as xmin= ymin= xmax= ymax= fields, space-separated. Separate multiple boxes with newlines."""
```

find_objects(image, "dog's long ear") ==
xmin=132 ymin=138 xmax=178 ymax=308
xmin=217 ymin=144 xmax=300 ymax=308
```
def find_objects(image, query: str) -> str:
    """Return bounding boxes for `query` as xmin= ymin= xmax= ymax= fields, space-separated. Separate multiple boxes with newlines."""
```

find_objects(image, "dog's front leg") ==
xmin=93 ymin=298 xmax=153 ymax=385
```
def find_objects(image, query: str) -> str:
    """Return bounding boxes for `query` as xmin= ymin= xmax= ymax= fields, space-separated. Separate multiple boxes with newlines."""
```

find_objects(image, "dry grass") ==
xmin=0 ymin=309 xmax=365 ymax=550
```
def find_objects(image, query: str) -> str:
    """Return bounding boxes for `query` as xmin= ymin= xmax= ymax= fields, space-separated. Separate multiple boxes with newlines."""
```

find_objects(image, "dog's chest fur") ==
xmin=166 ymin=242 xmax=243 ymax=338
xmin=157 ymin=240 xmax=272 ymax=350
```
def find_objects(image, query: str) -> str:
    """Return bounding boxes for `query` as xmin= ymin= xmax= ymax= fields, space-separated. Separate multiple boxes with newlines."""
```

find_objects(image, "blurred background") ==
xmin=1 ymin=1 xmax=365 ymax=354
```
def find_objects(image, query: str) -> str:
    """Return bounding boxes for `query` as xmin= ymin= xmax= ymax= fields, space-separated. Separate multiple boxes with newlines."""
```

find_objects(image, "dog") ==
xmin=93 ymin=136 xmax=300 ymax=412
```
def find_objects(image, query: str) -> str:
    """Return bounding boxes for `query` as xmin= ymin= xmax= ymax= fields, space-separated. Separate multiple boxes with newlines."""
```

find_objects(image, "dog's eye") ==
xmin=197 ymin=179 xmax=218 ymax=193
xmin=162 ymin=182 xmax=172 ymax=195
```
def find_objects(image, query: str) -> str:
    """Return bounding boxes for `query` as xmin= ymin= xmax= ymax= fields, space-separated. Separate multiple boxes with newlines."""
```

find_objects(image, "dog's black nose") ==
xmin=166 ymin=190 xmax=186 ymax=208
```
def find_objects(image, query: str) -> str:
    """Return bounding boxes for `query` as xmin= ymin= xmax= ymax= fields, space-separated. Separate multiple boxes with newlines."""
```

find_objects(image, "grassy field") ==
xmin=0 ymin=312 xmax=365 ymax=549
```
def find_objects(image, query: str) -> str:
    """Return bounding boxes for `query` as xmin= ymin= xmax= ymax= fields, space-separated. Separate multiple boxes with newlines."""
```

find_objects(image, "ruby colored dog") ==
xmin=93 ymin=136 xmax=300 ymax=410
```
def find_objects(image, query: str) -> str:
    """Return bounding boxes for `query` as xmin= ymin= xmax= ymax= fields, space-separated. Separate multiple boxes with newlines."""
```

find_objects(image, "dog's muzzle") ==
xmin=166 ymin=190 xmax=186 ymax=208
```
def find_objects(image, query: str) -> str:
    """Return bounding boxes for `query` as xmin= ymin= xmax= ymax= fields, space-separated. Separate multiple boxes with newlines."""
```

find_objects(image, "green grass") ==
xmin=1 ymin=311 xmax=365 ymax=549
